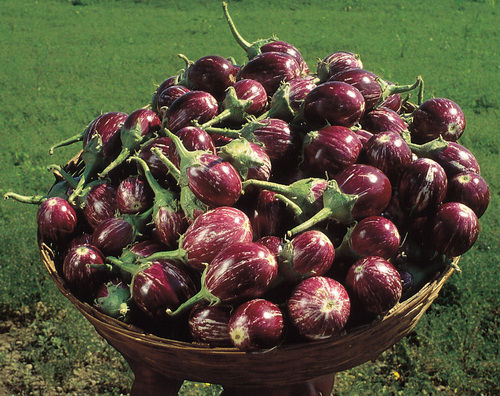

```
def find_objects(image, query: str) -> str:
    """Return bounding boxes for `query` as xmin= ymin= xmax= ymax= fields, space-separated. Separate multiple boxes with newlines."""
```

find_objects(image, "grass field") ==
xmin=0 ymin=0 xmax=498 ymax=394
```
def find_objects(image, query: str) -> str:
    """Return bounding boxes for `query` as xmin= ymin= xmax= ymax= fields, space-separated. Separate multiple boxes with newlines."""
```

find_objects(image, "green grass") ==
xmin=0 ymin=0 xmax=498 ymax=394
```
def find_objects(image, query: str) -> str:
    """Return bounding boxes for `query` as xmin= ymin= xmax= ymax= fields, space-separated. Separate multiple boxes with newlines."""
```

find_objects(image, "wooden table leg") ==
xmin=220 ymin=373 xmax=335 ymax=396
xmin=123 ymin=354 xmax=184 ymax=396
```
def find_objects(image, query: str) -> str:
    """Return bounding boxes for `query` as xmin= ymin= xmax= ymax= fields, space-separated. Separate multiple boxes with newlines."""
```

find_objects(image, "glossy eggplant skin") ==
xmin=168 ymin=126 xmax=216 ymax=169
xmin=261 ymin=40 xmax=309 ymax=74
xmin=155 ymin=85 xmax=191 ymax=114
xmin=346 ymin=256 xmax=402 ymax=315
xmin=91 ymin=217 xmax=134 ymax=257
xmin=139 ymin=137 xmax=174 ymax=184
xmin=303 ymin=81 xmax=365 ymax=128
xmin=188 ymin=303 xmax=232 ymax=346
xmin=237 ymin=52 xmax=301 ymax=96
xmin=37 ymin=197 xmax=78 ymax=243
xmin=430 ymin=202 xmax=479 ymax=257
xmin=349 ymin=216 xmax=400 ymax=259
xmin=329 ymin=68 xmax=382 ymax=111
xmin=287 ymin=276 xmax=350 ymax=340
xmin=430 ymin=141 xmax=480 ymax=177
xmin=251 ymin=190 xmax=294 ymax=239
xmin=181 ymin=206 xmax=253 ymax=271
xmin=409 ymin=98 xmax=466 ymax=143
xmin=398 ymin=158 xmax=448 ymax=216
xmin=232 ymin=79 xmax=268 ymax=116
xmin=205 ymin=242 xmax=278 ymax=302
xmin=228 ymin=298 xmax=283 ymax=351
xmin=288 ymin=77 xmax=316 ymax=113
xmin=131 ymin=259 xmax=196 ymax=320
xmin=303 ymin=126 xmax=362 ymax=177
xmin=187 ymin=55 xmax=239 ymax=101
xmin=116 ymin=176 xmax=153 ymax=215
xmin=253 ymin=118 xmax=295 ymax=163
xmin=364 ymin=131 xmax=413 ymax=184
xmin=334 ymin=164 xmax=392 ymax=220
xmin=84 ymin=182 xmax=117 ymax=229
xmin=319 ymin=51 xmax=363 ymax=80
xmin=360 ymin=107 xmax=407 ymax=135
xmin=186 ymin=153 xmax=242 ymax=208
xmin=83 ymin=112 xmax=128 ymax=159
xmin=62 ymin=245 xmax=107 ymax=300
xmin=446 ymin=171 xmax=490 ymax=218
xmin=165 ymin=91 xmax=219 ymax=132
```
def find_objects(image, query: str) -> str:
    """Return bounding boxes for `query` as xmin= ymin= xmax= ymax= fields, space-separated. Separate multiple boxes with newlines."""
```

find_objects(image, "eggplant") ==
xmin=94 ymin=279 xmax=131 ymax=321
xmin=446 ymin=171 xmax=490 ymax=218
xmin=409 ymin=98 xmax=466 ymax=143
xmin=37 ymin=197 xmax=78 ymax=243
xmin=303 ymin=81 xmax=366 ymax=128
xmin=303 ymin=125 xmax=363 ymax=177
xmin=228 ymin=299 xmax=284 ymax=351
xmin=287 ymin=276 xmax=350 ymax=340
xmin=168 ymin=126 xmax=216 ymax=169
xmin=346 ymin=256 xmax=402 ymax=315
xmin=116 ymin=175 xmax=153 ymax=215
xmin=83 ymin=182 xmax=117 ymax=229
xmin=317 ymin=51 xmax=363 ymax=82
xmin=360 ymin=107 xmax=408 ymax=135
xmin=154 ymin=85 xmax=190 ymax=116
xmin=165 ymin=91 xmax=219 ymax=132
xmin=250 ymin=190 xmax=296 ymax=239
xmin=430 ymin=202 xmax=479 ymax=257
xmin=167 ymin=241 xmax=278 ymax=316
xmin=189 ymin=303 xmax=232 ymax=346
xmin=62 ymin=244 xmax=107 ymax=300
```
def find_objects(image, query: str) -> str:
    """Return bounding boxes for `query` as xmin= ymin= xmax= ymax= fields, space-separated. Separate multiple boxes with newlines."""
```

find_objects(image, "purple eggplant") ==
xmin=165 ymin=91 xmax=219 ymax=132
xmin=154 ymin=85 xmax=191 ymax=116
xmin=83 ymin=182 xmax=117 ymax=229
xmin=178 ymin=54 xmax=238 ymax=101
xmin=419 ymin=140 xmax=480 ymax=177
xmin=303 ymin=81 xmax=366 ymax=128
xmin=279 ymin=230 xmax=335 ymax=282
xmin=303 ymin=125 xmax=362 ymax=177
xmin=222 ymin=2 xmax=308 ymax=74
xmin=335 ymin=164 xmax=392 ymax=220
xmin=251 ymin=190 xmax=295 ymax=239
xmin=108 ymin=258 xmax=196 ymax=320
xmin=409 ymin=98 xmax=466 ymax=143
xmin=256 ymin=235 xmax=283 ymax=258
xmin=151 ymin=75 xmax=180 ymax=113
xmin=116 ymin=176 xmax=153 ymax=215
xmin=37 ymin=197 xmax=78 ymax=243
xmin=398 ymin=158 xmax=448 ymax=216
xmin=228 ymin=299 xmax=283 ymax=351
xmin=329 ymin=69 xmax=382 ymax=111
xmin=49 ymin=111 xmax=127 ymax=156
xmin=168 ymin=126 xmax=216 ymax=169
xmin=99 ymin=108 xmax=162 ymax=177
xmin=129 ymin=156 xmax=187 ymax=249
xmin=364 ymin=131 xmax=413 ymax=184
xmin=141 ymin=206 xmax=253 ymax=271
xmin=430 ymin=202 xmax=479 ymax=257
xmin=446 ymin=171 xmax=490 ymax=218
xmin=91 ymin=207 xmax=152 ymax=256
xmin=346 ymin=256 xmax=402 ymax=315
xmin=360 ymin=107 xmax=408 ymax=135
xmin=167 ymin=241 xmax=278 ymax=316
xmin=218 ymin=138 xmax=272 ymax=181
xmin=317 ymin=51 xmax=363 ymax=82
xmin=380 ymin=88 xmax=402 ymax=112
xmin=287 ymin=276 xmax=350 ymax=340
xmin=163 ymin=129 xmax=242 ymax=209
xmin=233 ymin=79 xmax=268 ymax=116
xmin=188 ymin=303 xmax=232 ymax=346
xmin=237 ymin=52 xmax=302 ymax=97
xmin=62 ymin=244 xmax=107 ymax=300
xmin=339 ymin=216 xmax=400 ymax=260
xmin=94 ymin=279 xmax=131 ymax=321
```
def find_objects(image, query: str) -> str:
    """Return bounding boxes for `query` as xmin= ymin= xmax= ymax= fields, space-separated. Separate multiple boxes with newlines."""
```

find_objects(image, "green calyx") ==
xmin=200 ymin=87 xmax=254 ymax=129
xmin=407 ymin=136 xmax=449 ymax=158
xmin=259 ymin=81 xmax=294 ymax=121
xmin=218 ymin=138 xmax=265 ymax=180
xmin=376 ymin=76 xmax=423 ymax=108
xmin=286 ymin=180 xmax=358 ymax=237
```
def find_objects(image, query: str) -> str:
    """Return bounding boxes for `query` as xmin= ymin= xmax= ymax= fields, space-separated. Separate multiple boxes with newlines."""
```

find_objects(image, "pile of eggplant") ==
xmin=5 ymin=3 xmax=489 ymax=352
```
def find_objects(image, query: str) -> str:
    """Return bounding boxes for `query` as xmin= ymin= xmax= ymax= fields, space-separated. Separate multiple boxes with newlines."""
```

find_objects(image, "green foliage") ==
xmin=0 ymin=0 xmax=498 ymax=394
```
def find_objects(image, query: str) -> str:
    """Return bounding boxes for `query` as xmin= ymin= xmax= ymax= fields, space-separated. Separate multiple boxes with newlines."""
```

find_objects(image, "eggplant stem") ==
xmin=221 ymin=2 xmax=251 ymax=51
xmin=138 ymin=247 xmax=187 ymax=264
xmin=47 ymin=164 xmax=78 ymax=188
xmin=287 ymin=207 xmax=333 ymax=237
xmin=200 ymin=108 xmax=232 ymax=129
xmin=273 ymin=193 xmax=303 ymax=219
xmin=417 ymin=77 xmax=425 ymax=105
xmin=150 ymin=147 xmax=181 ymax=182
xmin=241 ymin=179 xmax=290 ymax=195
xmin=98 ymin=148 xmax=130 ymax=178
xmin=129 ymin=156 xmax=164 ymax=196
xmin=48 ymin=132 xmax=84 ymax=155
xmin=3 ymin=192 xmax=45 ymax=204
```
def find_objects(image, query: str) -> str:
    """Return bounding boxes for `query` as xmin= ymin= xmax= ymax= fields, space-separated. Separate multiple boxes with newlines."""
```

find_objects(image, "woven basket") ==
xmin=39 ymin=151 xmax=457 ymax=388
xmin=40 ymin=242 xmax=455 ymax=388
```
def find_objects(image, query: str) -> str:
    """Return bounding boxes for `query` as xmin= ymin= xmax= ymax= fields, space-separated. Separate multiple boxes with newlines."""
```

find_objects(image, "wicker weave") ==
xmin=40 ymin=243 xmax=455 ymax=388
